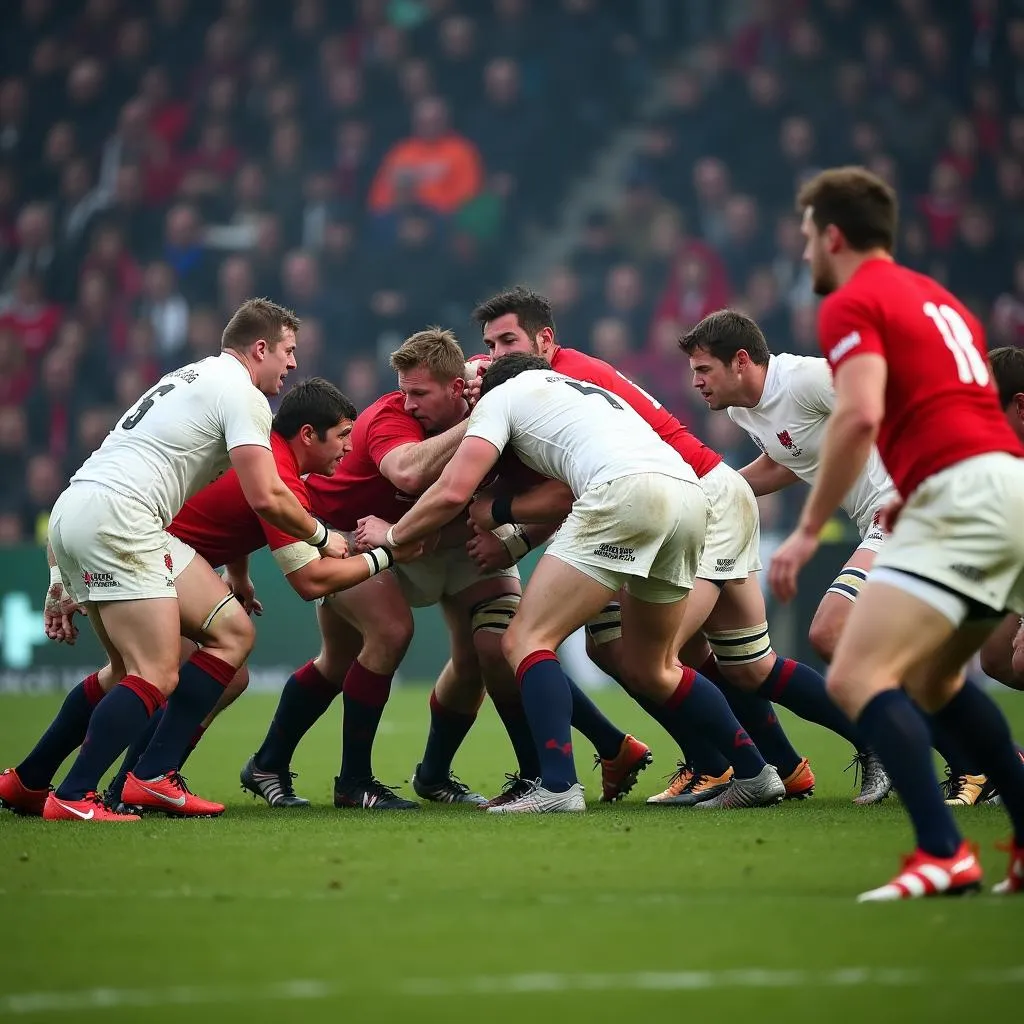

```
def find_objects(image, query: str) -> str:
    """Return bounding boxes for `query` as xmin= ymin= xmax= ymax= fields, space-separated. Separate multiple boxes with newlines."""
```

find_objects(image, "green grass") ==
xmin=1 ymin=687 xmax=1023 ymax=1024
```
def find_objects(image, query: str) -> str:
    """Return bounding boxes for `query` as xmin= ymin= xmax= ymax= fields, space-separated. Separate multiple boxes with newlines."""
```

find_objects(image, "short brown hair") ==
xmin=680 ymin=309 xmax=771 ymax=366
xmin=390 ymin=326 xmax=466 ymax=382
xmin=797 ymin=166 xmax=898 ymax=253
xmin=221 ymin=297 xmax=300 ymax=351
xmin=472 ymin=287 xmax=554 ymax=339
xmin=989 ymin=346 xmax=1024 ymax=408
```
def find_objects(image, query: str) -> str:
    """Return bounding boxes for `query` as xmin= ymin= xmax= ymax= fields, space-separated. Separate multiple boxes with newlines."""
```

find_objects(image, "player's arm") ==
xmin=468 ymin=478 xmax=575 ymax=530
xmin=797 ymin=353 xmax=886 ymax=536
xmin=378 ymin=420 xmax=469 ymax=494
xmin=365 ymin=437 xmax=500 ymax=547
xmin=284 ymin=539 xmax=422 ymax=600
xmin=230 ymin=445 xmax=342 ymax=554
xmin=738 ymin=454 xmax=801 ymax=496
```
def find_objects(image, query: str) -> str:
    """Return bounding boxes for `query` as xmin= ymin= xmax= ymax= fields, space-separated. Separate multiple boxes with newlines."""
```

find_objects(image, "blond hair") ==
xmin=389 ymin=326 xmax=466 ymax=382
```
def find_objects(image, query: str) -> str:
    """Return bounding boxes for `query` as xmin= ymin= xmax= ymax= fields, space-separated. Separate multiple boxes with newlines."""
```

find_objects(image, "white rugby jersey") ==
xmin=727 ymin=352 xmax=895 ymax=537
xmin=466 ymin=369 xmax=697 ymax=496
xmin=71 ymin=352 xmax=272 ymax=526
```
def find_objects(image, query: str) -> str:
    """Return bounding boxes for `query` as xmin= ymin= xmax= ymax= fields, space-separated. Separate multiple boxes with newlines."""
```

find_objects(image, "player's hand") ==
xmin=391 ymin=539 xmax=426 ymax=564
xmin=463 ymin=356 xmax=490 ymax=408
xmin=467 ymin=496 xmax=497 ymax=531
xmin=226 ymin=573 xmax=263 ymax=616
xmin=768 ymin=526 xmax=819 ymax=604
xmin=43 ymin=581 xmax=82 ymax=645
xmin=877 ymin=495 xmax=905 ymax=533
xmin=355 ymin=515 xmax=392 ymax=550
xmin=320 ymin=530 xmax=350 ymax=559
xmin=466 ymin=526 xmax=516 ymax=571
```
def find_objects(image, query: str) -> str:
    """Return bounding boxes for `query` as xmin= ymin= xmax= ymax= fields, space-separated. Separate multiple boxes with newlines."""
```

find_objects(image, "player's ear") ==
xmin=253 ymin=338 xmax=268 ymax=361
xmin=1014 ymin=393 xmax=1024 ymax=424
xmin=824 ymin=223 xmax=843 ymax=254
xmin=452 ymin=376 xmax=466 ymax=398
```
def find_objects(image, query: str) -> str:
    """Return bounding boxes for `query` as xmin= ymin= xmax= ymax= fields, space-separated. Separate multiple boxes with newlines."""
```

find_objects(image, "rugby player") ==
xmin=464 ymin=288 xmax=886 ymax=807
xmin=357 ymin=353 xmax=784 ymax=813
xmin=244 ymin=330 xmax=652 ymax=810
xmin=770 ymin=166 xmax=1024 ymax=899
xmin=5 ymin=299 xmax=347 ymax=822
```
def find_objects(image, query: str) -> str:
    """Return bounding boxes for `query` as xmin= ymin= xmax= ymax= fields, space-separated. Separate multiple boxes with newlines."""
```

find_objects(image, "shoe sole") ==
xmin=412 ymin=783 xmax=487 ymax=805
xmin=600 ymin=750 xmax=654 ymax=803
xmin=853 ymin=789 xmax=892 ymax=806
xmin=784 ymin=787 xmax=815 ymax=801
xmin=122 ymin=802 xmax=225 ymax=819
xmin=648 ymin=781 xmax=732 ymax=806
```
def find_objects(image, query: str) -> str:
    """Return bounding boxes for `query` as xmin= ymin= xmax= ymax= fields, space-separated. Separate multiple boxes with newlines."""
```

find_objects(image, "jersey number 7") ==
xmin=564 ymin=380 xmax=623 ymax=410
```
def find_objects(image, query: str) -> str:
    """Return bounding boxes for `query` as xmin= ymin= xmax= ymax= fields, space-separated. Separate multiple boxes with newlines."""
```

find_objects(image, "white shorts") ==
xmin=874 ymin=453 xmax=1024 ymax=617
xmin=855 ymin=506 xmax=888 ymax=555
xmin=165 ymin=533 xmax=199 ymax=580
xmin=394 ymin=543 xmax=520 ymax=608
xmin=698 ymin=461 xmax=762 ymax=581
xmin=547 ymin=473 xmax=706 ymax=604
xmin=49 ymin=483 xmax=177 ymax=604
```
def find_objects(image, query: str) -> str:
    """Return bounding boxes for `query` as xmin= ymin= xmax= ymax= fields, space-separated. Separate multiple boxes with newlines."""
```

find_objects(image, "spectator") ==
xmin=0 ymin=272 xmax=61 ymax=359
xmin=435 ymin=15 xmax=483 ymax=101
xmin=332 ymin=118 xmax=376 ymax=213
xmin=718 ymin=194 xmax=770 ymax=293
xmin=0 ymin=326 xmax=34 ymax=406
xmin=0 ymin=78 xmax=29 ymax=165
xmin=216 ymin=255 xmax=254 ymax=324
xmin=649 ymin=248 xmax=729 ymax=345
xmin=948 ymin=204 xmax=1009 ymax=309
xmin=4 ymin=202 xmax=63 ymax=300
xmin=689 ymin=156 xmax=732 ymax=249
xmin=102 ymin=164 xmax=160 ymax=262
xmin=280 ymin=249 xmax=340 ymax=325
xmin=545 ymin=265 xmax=589 ymax=349
xmin=21 ymin=452 xmax=63 ymax=545
xmin=369 ymin=96 xmax=483 ymax=216
xmin=184 ymin=307 xmax=222 ymax=362
xmin=162 ymin=203 xmax=216 ymax=305
xmin=138 ymin=261 xmax=189 ymax=368
xmin=572 ymin=211 xmax=625 ymax=303
xmin=70 ymin=405 xmax=117 ymax=471
xmin=79 ymin=222 xmax=142 ymax=305
xmin=875 ymin=66 xmax=952 ymax=191
xmin=771 ymin=212 xmax=813 ymax=310
xmin=34 ymin=120 xmax=78 ymax=202
xmin=595 ymin=263 xmax=649 ymax=345
xmin=341 ymin=355 xmax=382 ymax=412
xmin=991 ymin=258 xmax=1024 ymax=348
xmin=0 ymin=405 xmax=29 ymax=499
xmin=917 ymin=161 xmax=964 ymax=252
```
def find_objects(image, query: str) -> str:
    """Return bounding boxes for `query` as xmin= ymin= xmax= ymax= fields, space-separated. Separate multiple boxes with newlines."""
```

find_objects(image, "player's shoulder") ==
xmin=553 ymin=346 xmax=612 ymax=381
xmin=365 ymin=390 xmax=408 ymax=418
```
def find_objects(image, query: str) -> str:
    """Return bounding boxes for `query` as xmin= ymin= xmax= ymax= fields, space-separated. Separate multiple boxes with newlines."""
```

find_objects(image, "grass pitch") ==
xmin=1 ymin=686 xmax=1023 ymax=1023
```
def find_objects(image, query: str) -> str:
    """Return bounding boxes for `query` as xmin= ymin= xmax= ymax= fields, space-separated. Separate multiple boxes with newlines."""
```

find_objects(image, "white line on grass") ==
xmin=2 ymin=967 xmax=1023 ymax=1015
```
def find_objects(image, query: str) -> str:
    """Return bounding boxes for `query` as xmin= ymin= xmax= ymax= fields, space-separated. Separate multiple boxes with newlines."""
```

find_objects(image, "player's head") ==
xmin=796 ymin=167 xmax=898 ymax=296
xmin=989 ymin=346 xmax=1024 ymax=444
xmin=221 ymin=297 xmax=301 ymax=396
xmin=478 ymin=353 xmax=552 ymax=397
xmin=473 ymin=287 xmax=557 ymax=359
xmin=273 ymin=377 xmax=357 ymax=476
xmin=390 ymin=326 xmax=468 ymax=432
xmin=680 ymin=309 xmax=771 ymax=410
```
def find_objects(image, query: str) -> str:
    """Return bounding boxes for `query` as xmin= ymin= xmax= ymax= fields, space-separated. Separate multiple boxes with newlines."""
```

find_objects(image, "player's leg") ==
xmin=704 ymin=572 xmax=890 ymax=803
xmin=119 ymin=552 xmax=254 ymax=816
xmin=980 ymin=613 xmax=1024 ymax=690
xmin=808 ymin=544 xmax=875 ymax=661
xmin=828 ymin=580 xmax=989 ymax=899
xmin=328 ymin=571 xmax=418 ymax=810
xmin=244 ymin=601 xmax=362 ymax=807
xmin=497 ymin=554 xmax=617 ymax=811
xmin=617 ymin=584 xmax=783 ymax=810
xmin=2 ymin=660 xmax=119 ymax=814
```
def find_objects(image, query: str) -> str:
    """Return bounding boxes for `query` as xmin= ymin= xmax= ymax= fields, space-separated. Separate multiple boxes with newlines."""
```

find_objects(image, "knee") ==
xmin=361 ymin=615 xmax=413 ymax=674
xmin=209 ymin=607 xmax=256 ymax=665
xmin=474 ymin=630 xmax=511 ymax=678
xmin=222 ymin=664 xmax=250 ymax=704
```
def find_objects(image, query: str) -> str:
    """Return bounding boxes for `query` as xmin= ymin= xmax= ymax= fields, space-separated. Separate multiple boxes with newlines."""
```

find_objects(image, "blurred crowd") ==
xmin=0 ymin=0 xmax=1022 ymax=546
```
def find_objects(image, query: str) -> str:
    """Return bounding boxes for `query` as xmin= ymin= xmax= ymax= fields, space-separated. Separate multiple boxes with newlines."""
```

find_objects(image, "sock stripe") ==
xmin=82 ymin=672 xmax=104 ymax=707
xmin=188 ymin=649 xmax=236 ymax=688
xmin=119 ymin=676 xmax=165 ymax=716
xmin=665 ymin=667 xmax=696 ymax=710
xmin=343 ymin=662 xmax=393 ymax=708
xmin=765 ymin=657 xmax=797 ymax=701
xmin=515 ymin=649 xmax=558 ymax=686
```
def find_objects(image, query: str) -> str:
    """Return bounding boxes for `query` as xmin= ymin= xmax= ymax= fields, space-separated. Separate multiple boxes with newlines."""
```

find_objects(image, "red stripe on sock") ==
xmin=768 ymin=657 xmax=797 ymax=701
xmin=189 ymin=649 xmax=237 ymax=688
xmin=82 ymin=671 xmax=104 ymax=707
xmin=343 ymin=661 xmax=393 ymax=708
xmin=119 ymin=675 xmax=165 ymax=716
xmin=515 ymin=649 xmax=558 ymax=686
xmin=294 ymin=658 xmax=341 ymax=695
xmin=665 ymin=667 xmax=697 ymax=710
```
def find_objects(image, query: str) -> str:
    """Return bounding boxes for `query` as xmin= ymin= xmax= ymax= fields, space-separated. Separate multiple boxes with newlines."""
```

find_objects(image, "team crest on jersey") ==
xmin=165 ymin=553 xmax=174 ymax=573
xmin=776 ymin=430 xmax=803 ymax=457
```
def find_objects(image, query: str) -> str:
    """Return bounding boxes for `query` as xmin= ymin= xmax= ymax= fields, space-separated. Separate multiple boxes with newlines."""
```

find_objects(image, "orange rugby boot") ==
xmin=596 ymin=734 xmax=653 ymax=802
xmin=781 ymin=757 xmax=816 ymax=800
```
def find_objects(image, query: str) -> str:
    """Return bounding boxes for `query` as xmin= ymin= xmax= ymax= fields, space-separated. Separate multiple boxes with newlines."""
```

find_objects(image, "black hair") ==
xmin=272 ymin=377 xmax=356 ymax=440
xmin=478 ymin=353 xmax=552 ymax=397
xmin=471 ymin=286 xmax=555 ymax=340
xmin=989 ymin=347 xmax=1024 ymax=409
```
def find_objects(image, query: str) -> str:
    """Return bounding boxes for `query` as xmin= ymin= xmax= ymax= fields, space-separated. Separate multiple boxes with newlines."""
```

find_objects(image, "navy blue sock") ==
xmin=658 ymin=669 xmax=767 ymax=778
xmin=758 ymin=656 xmax=863 ymax=750
xmin=419 ymin=689 xmax=476 ymax=782
xmin=633 ymin=691 xmax=732 ymax=776
xmin=255 ymin=661 xmax=341 ymax=771
xmin=516 ymin=650 xmax=577 ymax=792
xmin=858 ymin=690 xmax=961 ymax=857
xmin=934 ymin=681 xmax=1024 ymax=845
xmin=566 ymin=676 xmax=625 ymax=760
xmin=133 ymin=652 xmax=232 ymax=780
xmin=338 ymin=662 xmax=391 ymax=783
xmin=929 ymin=714 xmax=980 ymax=777
xmin=108 ymin=708 xmax=163 ymax=802
xmin=492 ymin=696 xmax=542 ymax=779
xmin=55 ymin=677 xmax=164 ymax=800
xmin=701 ymin=656 xmax=802 ymax=777
xmin=16 ymin=673 xmax=105 ymax=789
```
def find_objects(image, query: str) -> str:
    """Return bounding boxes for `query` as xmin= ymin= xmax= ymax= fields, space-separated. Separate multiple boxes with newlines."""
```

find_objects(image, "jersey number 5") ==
xmin=923 ymin=303 xmax=990 ymax=387
xmin=564 ymin=380 xmax=623 ymax=409
xmin=121 ymin=383 xmax=176 ymax=430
